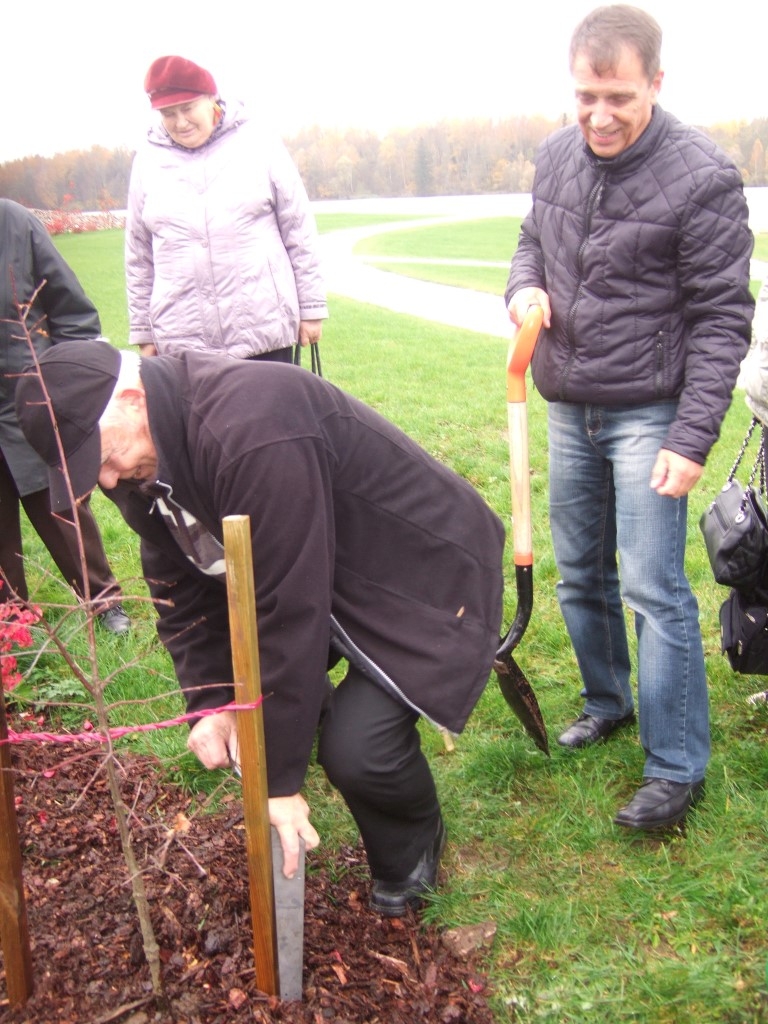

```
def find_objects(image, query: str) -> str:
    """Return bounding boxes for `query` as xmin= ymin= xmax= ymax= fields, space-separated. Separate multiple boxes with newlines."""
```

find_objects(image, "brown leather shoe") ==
xmin=557 ymin=711 xmax=636 ymax=749
xmin=613 ymin=777 xmax=705 ymax=830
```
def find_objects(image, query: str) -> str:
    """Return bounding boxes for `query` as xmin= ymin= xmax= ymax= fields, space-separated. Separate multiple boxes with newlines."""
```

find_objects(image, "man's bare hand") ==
xmin=188 ymin=714 xmax=319 ymax=876
xmin=507 ymin=287 xmax=551 ymax=329
xmin=187 ymin=710 xmax=238 ymax=770
xmin=650 ymin=449 xmax=704 ymax=498
xmin=269 ymin=794 xmax=320 ymax=878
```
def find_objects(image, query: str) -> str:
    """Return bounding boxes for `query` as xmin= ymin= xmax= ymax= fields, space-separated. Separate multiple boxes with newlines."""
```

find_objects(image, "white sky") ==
xmin=2 ymin=0 xmax=765 ymax=164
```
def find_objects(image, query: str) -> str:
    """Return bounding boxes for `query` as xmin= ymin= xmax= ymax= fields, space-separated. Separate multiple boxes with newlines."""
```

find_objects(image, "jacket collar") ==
xmin=584 ymin=104 xmax=670 ymax=177
xmin=140 ymin=356 xmax=185 ymax=481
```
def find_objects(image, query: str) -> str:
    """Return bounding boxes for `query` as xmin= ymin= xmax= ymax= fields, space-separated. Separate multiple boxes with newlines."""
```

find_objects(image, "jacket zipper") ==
xmin=654 ymin=331 xmax=666 ymax=396
xmin=329 ymin=614 xmax=443 ymax=732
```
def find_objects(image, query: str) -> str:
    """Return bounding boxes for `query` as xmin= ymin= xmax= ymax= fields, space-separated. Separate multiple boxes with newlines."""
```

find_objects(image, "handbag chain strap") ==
xmin=728 ymin=417 xmax=766 ymax=494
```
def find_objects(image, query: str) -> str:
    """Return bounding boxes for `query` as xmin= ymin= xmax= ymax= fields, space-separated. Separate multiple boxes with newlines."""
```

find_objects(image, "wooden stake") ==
xmin=223 ymin=515 xmax=279 ymax=997
xmin=0 ymin=687 xmax=33 ymax=1005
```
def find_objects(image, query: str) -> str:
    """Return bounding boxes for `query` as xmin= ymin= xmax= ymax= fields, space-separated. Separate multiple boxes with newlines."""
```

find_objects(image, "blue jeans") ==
xmin=548 ymin=401 xmax=709 ymax=783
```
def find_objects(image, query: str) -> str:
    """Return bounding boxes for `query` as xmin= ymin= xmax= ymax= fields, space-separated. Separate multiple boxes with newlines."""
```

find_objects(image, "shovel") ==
xmin=493 ymin=305 xmax=550 ymax=756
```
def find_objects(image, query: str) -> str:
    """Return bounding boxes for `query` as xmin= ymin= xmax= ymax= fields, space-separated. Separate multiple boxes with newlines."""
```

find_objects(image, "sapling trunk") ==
xmin=7 ymin=288 xmax=166 ymax=999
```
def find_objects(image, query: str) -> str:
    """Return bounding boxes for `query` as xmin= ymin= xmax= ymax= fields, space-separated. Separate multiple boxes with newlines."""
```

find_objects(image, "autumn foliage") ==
xmin=0 ymin=585 xmax=39 ymax=691
xmin=1 ymin=116 xmax=766 ymax=214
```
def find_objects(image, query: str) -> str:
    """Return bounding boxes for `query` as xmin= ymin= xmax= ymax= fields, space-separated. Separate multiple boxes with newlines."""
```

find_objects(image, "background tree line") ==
xmin=1 ymin=115 xmax=766 ymax=211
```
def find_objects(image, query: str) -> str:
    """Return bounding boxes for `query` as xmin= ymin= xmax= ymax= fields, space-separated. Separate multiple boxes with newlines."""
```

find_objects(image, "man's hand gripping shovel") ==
xmin=494 ymin=305 xmax=550 ymax=756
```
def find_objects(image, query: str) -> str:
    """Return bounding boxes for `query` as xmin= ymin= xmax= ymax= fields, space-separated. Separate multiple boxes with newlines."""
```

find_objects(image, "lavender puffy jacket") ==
xmin=125 ymin=100 xmax=328 ymax=358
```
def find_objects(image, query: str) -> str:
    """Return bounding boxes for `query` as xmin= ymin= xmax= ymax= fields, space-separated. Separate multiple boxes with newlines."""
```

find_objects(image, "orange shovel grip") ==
xmin=507 ymin=305 xmax=544 ymax=403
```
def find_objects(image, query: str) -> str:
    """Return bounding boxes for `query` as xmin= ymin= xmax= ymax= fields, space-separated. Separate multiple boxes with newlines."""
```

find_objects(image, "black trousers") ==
xmin=0 ymin=453 xmax=120 ymax=608
xmin=317 ymin=666 xmax=442 ymax=881
xmin=244 ymin=346 xmax=293 ymax=363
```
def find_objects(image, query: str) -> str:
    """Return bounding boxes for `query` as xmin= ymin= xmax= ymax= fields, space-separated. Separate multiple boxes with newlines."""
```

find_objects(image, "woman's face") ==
xmin=158 ymin=95 xmax=219 ymax=149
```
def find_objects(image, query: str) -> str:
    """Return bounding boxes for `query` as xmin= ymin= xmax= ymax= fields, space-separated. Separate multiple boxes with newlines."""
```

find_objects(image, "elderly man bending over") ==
xmin=16 ymin=341 xmax=504 ymax=916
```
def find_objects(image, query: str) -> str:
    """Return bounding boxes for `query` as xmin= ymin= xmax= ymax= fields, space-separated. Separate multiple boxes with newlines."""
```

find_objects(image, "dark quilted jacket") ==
xmin=505 ymin=106 xmax=754 ymax=465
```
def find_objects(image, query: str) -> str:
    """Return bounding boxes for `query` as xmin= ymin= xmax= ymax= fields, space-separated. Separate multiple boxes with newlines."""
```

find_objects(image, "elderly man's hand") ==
xmin=187 ymin=709 xmax=238 ymax=770
xmin=298 ymin=320 xmax=323 ymax=346
xmin=269 ymin=794 xmax=320 ymax=878
xmin=507 ymin=287 xmax=551 ymax=329
xmin=188 ymin=712 xmax=319 ymax=877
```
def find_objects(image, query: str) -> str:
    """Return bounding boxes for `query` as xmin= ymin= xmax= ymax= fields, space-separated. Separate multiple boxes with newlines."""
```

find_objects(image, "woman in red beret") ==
xmin=125 ymin=55 xmax=328 ymax=362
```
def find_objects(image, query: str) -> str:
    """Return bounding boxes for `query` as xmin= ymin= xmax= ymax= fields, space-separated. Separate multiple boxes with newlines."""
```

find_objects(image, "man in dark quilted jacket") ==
xmin=505 ymin=4 xmax=754 ymax=830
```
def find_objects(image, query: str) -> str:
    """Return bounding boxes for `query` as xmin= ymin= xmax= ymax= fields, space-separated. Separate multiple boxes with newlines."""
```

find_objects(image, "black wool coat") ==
xmin=108 ymin=353 xmax=505 ymax=795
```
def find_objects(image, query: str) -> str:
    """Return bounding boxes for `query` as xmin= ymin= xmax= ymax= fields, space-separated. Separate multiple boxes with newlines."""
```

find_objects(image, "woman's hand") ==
xmin=298 ymin=320 xmax=323 ymax=346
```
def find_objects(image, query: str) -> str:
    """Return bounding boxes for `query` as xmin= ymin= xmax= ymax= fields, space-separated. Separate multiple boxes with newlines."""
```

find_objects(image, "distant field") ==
xmin=753 ymin=234 xmax=768 ymax=261
xmin=351 ymin=215 xmax=767 ymax=294
xmin=354 ymin=216 xmax=518 ymax=262
xmin=314 ymin=213 xmax=430 ymax=233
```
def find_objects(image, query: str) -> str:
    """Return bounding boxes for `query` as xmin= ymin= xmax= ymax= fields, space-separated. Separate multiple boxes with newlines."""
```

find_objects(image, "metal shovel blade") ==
xmin=270 ymin=827 xmax=305 ymax=1001
xmin=494 ymin=652 xmax=550 ymax=756
xmin=495 ymin=564 xmax=548 ymax=756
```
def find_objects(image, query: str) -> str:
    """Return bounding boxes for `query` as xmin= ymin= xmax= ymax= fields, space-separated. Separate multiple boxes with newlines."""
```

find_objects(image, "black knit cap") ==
xmin=15 ymin=341 xmax=121 ymax=510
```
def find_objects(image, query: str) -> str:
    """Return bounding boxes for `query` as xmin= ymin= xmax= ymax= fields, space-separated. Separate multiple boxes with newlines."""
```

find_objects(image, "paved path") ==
xmin=316 ymin=194 xmax=768 ymax=339
xmin=319 ymin=220 xmax=514 ymax=338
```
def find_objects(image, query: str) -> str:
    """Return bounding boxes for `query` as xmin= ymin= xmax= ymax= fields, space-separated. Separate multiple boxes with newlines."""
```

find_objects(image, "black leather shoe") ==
xmin=370 ymin=818 xmax=446 ymax=917
xmin=557 ymin=711 xmax=635 ymax=749
xmin=613 ymin=777 xmax=705 ymax=830
xmin=97 ymin=604 xmax=131 ymax=635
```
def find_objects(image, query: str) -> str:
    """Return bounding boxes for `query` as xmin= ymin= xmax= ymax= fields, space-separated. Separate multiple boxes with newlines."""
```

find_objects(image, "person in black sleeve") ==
xmin=0 ymin=199 xmax=129 ymax=632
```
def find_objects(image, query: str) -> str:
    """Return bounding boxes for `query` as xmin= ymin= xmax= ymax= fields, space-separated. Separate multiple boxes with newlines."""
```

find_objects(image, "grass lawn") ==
xmin=9 ymin=220 xmax=768 ymax=1023
xmin=354 ymin=216 xmax=768 ymax=297
xmin=314 ymin=213 xmax=435 ymax=233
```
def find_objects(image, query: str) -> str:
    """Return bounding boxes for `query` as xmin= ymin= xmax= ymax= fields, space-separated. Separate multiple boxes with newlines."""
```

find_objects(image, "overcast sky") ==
xmin=3 ymin=0 xmax=765 ymax=164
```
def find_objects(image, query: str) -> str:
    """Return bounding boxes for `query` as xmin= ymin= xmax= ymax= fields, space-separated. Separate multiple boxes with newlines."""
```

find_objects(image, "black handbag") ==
xmin=699 ymin=417 xmax=768 ymax=596
xmin=720 ymin=587 xmax=768 ymax=675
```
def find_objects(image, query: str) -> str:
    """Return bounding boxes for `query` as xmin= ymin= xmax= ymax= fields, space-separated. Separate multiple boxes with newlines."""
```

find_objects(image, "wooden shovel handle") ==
xmin=506 ymin=306 xmax=544 ymax=567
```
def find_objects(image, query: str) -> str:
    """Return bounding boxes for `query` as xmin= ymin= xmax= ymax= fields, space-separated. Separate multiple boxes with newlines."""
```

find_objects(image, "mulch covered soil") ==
xmin=0 ymin=742 xmax=497 ymax=1024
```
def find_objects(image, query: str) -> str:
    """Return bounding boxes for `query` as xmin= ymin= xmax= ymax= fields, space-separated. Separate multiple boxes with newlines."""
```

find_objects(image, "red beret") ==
xmin=144 ymin=55 xmax=217 ymax=109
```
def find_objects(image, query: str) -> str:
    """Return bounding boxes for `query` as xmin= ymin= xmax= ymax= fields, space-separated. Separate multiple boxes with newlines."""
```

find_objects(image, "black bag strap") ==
xmin=311 ymin=342 xmax=322 ymax=377
xmin=727 ymin=417 xmax=766 ymax=494
xmin=293 ymin=342 xmax=323 ymax=377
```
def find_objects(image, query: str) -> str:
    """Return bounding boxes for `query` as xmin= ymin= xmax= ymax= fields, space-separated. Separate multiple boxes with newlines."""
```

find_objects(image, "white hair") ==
xmin=116 ymin=349 xmax=142 ymax=390
xmin=98 ymin=348 xmax=143 ymax=425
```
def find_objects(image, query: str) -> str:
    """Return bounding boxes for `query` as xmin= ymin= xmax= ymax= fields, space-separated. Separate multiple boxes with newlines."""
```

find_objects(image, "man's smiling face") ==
xmin=573 ymin=44 xmax=663 ymax=159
